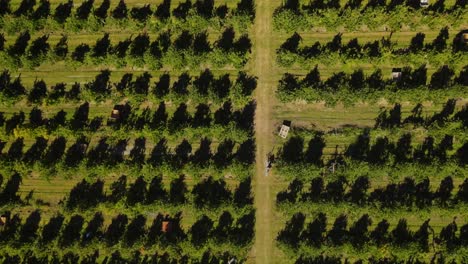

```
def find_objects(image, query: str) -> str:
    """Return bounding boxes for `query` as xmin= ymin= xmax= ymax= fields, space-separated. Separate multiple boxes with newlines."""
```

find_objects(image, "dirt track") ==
xmin=251 ymin=0 xmax=277 ymax=263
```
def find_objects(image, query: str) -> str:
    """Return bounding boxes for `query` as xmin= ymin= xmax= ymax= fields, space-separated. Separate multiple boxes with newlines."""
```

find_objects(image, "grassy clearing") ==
xmin=274 ymin=100 xmax=467 ymax=125
xmin=273 ymin=100 xmax=468 ymax=145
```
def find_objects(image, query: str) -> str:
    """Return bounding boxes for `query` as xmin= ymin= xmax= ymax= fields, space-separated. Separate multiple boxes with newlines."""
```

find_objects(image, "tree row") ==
xmin=1 ymin=249 xmax=240 ymax=264
xmin=0 ymin=208 xmax=254 ymax=248
xmin=278 ymin=0 xmax=466 ymax=14
xmin=278 ymin=29 xmax=467 ymax=60
xmin=0 ymin=100 xmax=256 ymax=134
xmin=0 ymin=28 xmax=252 ymax=65
xmin=0 ymin=69 xmax=257 ymax=102
xmin=280 ymin=132 xmax=467 ymax=166
xmin=294 ymin=253 xmax=458 ymax=264
xmin=375 ymin=99 xmax=468 ymax=129
xmin=1 ymin=135 xmax=256 ymax=168
xmin=65 ymin=174 xmax=253 ymax=209
xmin=278 ymin=212 xmax=468 ymax=250
xmin=0 ymin=0 xmax=255 ymax=21
xmin=277 ymin=176 xmax=468 ymax=208
xmin=278 ymin=64 xmax=467 ymax=95
xmin=0 ymin=173 xmax=253 ymax=209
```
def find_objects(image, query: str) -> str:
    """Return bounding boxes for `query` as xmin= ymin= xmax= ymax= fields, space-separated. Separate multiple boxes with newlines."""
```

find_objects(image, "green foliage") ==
xmin=277 ymin=83 xmax=468 ymax=106
xmin=0 ymin=12 xmax=253 ymax=35
xmin=273 ymin=5 xmax=468 ymax=32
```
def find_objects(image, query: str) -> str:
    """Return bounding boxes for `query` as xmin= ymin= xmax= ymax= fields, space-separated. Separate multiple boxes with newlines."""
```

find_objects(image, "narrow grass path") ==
xmin=251 ymin=0 xmax=278 ymax=263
